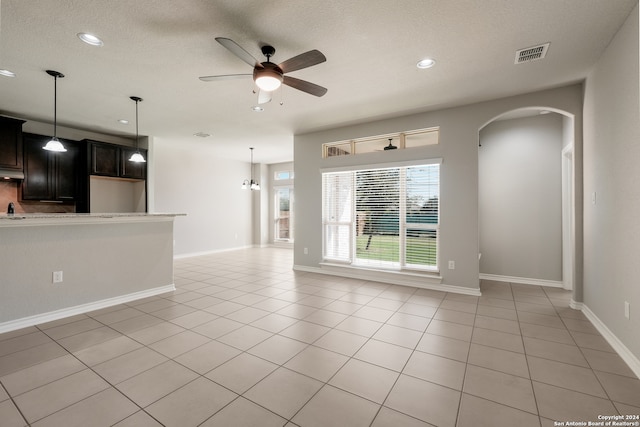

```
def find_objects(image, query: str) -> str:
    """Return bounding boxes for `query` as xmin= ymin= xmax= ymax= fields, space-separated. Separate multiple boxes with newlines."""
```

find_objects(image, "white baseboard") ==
xmin=479 ymin=273 xmax=564 ymax=288
xmin=174 ymin=245 xmax=254 ymax=260
xmin=294 ymin=264 xmax=481 ymax=296
xmin=0 ymin=284 xmax=176 ymax=334
xmin=569 ymin=299 xmax=583 ymax=310
xmin=580 ymin=304 xmax=640 ymax=379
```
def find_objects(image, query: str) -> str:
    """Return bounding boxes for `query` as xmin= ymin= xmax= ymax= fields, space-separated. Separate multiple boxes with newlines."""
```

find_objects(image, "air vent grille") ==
xmin=515 ymin=43 xmax=550 ymax=64
xmin=193 ymin=132 xmax=211 ymax=138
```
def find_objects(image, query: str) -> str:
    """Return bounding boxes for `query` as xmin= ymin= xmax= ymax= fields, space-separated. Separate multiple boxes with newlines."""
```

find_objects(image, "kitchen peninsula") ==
xmin=0 ymin=213 xmax=184 ymax=333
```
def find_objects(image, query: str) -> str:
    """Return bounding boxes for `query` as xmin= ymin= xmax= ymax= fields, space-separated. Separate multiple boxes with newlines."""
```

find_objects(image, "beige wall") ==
xmin=0 ymin=218 xmax=175 ymax=329
xmin=294 ymin=84 xmax=583 ymax=292
xmin=149 ymin=137 xmax=254 ymax=257
xmin=583 ymin=4 xmax=640 ymax=360
xmin=479 ymin=114 xmax=564 ymax=283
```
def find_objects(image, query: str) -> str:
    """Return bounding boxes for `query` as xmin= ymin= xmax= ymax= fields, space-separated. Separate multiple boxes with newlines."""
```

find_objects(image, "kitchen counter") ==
xmin=0 ymin=212 xmax=184 ymax=332
xmin=0 ymin=212 xmax=185 ymax=227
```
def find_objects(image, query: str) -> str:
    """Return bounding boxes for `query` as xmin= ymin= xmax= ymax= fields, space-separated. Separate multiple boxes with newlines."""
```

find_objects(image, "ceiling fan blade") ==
xmin=278 ymin=50 xmax=326 ymax=73
xmin=215 ymin=37 xmax=259 ymax=67
xmin=258 ymin=90 xmax=272 ymax=104
xmin=199 ymin=74 xmax=252 ymax=82
xmin=283 ymin=76 xmax=328 ymax=97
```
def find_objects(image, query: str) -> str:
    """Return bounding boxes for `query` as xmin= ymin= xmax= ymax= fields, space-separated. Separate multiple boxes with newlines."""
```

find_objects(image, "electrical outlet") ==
xmin=448 ymin=260 xmax=455 ymax=270
xmin=624 ymin=301 xmax=630 ymax=320
xmin=53 ymin=271 xmax=63 ymax=283
xmin=304 ymin=247 xmax=309 ymax=255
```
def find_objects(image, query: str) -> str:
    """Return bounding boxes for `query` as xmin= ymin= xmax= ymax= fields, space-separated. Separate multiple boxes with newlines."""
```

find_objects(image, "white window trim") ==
xmin=322 ymin=162 xmax=440 ymax=274
xmin=320 ymin=157 xmax=442 ymax=174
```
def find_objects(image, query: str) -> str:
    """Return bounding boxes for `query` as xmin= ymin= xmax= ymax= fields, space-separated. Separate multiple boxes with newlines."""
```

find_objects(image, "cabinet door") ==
xmin=22 ymin=134 xmax=53 ymax=200
xmin=120 ymin=147 xmax=147 ymax=179
xmin=0 ymin=117 xmax=25 ymax=170
xmin=54 ymin=141 xmax=79 ymax=200
xmin=91 ymin=143 xmax=120 ymax=176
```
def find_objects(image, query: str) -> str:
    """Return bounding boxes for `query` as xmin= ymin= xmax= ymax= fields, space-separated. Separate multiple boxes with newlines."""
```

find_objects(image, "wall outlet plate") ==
xmin=53 ymin=271 xmax=63 ymax=283
xmin=448 ymin=260 xmax=455 ymax=270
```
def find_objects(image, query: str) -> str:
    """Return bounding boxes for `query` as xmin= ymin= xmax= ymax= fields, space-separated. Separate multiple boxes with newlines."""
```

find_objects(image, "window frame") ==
xmin=322 ymin=159 xmax=441 ymax=273
xmin=274 ymin=185 xmax=293 ymax=242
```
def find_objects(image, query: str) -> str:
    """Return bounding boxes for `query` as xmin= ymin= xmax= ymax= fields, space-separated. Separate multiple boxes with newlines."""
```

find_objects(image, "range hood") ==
xmin=0 ymin=169 xmax=25 ymax=180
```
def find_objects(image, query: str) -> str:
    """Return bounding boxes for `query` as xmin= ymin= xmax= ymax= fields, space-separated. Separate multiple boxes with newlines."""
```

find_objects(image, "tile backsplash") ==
xmin=0 ymin=181 xmax=75 ymax=213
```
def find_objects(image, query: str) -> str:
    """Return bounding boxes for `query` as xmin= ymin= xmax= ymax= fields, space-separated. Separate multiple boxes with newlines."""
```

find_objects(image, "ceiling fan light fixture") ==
xmin=0 ymin=69 xmax=15 ymax=77
xmin=77 ymin=32 xmax=103 ymax=47
xmin=417 ymin=58 xmax=436 ymax=69
xmin=255 ymin=74 xmax=282 ymax=92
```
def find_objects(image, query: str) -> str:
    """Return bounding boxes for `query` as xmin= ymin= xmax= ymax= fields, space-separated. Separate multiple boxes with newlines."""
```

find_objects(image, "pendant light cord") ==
xmin=135 ymin=99 xmax=139 ymax=150
xmin=53 ymin=74 xmax=57 ymax=138
xmin=250 ymin=147 xmax=254 ymax=182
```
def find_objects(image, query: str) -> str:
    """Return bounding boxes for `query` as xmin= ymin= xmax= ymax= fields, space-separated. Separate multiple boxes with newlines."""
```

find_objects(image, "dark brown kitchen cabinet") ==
xmin=22 ymin=133 xmax=82 ymax=201
xmin=0 ymin=116 xmax=25 ymax=172
xmin=90 ymin=141 xmax=120 ymax=176
xmin=88 ymin=140 xmax=146 ymax=180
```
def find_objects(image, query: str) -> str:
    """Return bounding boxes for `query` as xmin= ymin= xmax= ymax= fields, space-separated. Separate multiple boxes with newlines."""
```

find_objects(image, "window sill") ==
xmin=318 ymin=261 xmax=442 ymax=288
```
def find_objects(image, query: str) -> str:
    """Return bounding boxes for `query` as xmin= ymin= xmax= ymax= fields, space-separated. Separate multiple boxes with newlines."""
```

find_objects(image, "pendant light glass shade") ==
xmin=43 ymin=137 xmax=67 ymax=152
xmin=43 ymin=70 xmax=67 ymax=152
xmin=241 ymin=147 xmax=260 ymax=191
xmin=128 ymin=96 xmax=146 ymax=163
xmin=128 ymin=152 xmax=145 ymax=162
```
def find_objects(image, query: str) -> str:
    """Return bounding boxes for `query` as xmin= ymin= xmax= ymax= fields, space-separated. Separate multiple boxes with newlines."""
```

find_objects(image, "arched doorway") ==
xmin=478 ymin=107 xmax=576 ymax=294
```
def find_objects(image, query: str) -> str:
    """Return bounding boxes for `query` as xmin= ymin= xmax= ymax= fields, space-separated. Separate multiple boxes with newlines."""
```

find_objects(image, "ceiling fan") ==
xmin=199 ymin=37 xmax=327 ymax=104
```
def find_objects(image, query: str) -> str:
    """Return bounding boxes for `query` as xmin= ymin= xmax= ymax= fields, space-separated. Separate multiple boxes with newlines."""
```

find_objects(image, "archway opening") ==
xmin=479 ymin=107 xmax=575 ymax=293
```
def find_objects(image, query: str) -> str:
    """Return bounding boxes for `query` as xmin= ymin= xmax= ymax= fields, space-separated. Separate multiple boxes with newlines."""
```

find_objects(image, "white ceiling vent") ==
xmin=514 ymin=43 xmax=550 ymax=64
xmin=193 ymin=132 xmax=211 ymax=138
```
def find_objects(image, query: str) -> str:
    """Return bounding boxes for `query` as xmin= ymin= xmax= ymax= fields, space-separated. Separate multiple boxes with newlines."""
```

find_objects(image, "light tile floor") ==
xmin=1 ymin=247 xmax=639 ymax=426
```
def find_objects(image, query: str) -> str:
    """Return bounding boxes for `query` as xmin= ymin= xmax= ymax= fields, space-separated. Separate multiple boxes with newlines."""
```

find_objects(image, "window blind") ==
xmin=322 ymin=163 xmax=440 ymax=271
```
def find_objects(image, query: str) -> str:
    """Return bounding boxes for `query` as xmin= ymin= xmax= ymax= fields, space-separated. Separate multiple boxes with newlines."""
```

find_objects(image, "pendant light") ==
xmin=128 ymin=96 xmax=146 ymax=163
xmin=43 ymin=70 xmax=67 ymax=152
xmin=383 ymin=138 xmax=397 ymax=150
xmin=241 ymin=147 xmax=260 ymax=190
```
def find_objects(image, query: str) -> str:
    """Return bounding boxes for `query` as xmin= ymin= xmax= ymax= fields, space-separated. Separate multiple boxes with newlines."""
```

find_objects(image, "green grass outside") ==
xmin=355 ymin=235 xmax=437 ymax=266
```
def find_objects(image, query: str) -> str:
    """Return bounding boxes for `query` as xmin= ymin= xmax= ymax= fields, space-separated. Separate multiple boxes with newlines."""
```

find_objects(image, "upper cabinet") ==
xmin=88 ymin=140 xmax=146 ymax=180
xmin=0 ymin=116 xmax=26 ymax=172
xmin=22 ymin=133 xmax=84 ymax=201
xmin=90 ymin=141 xmax=120 ymax=176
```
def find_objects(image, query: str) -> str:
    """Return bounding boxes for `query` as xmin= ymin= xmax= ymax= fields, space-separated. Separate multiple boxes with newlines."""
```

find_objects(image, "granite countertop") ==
xmin=0 ymin=212 xmax=185 ymax=226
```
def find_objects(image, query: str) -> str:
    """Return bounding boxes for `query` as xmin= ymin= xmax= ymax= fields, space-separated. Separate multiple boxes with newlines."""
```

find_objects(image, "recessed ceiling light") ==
xmin=77 ymin=33 xmax=104 ymax=47
xmin=0 ymin=69 xmax=16 ymax=77
xmin=416 ymin=58 xmax=436 ymax=69
xmin=251 ymin=106 xmax=264 ymax=112
xmin=118 ymin=119 xmax=129 ymax=124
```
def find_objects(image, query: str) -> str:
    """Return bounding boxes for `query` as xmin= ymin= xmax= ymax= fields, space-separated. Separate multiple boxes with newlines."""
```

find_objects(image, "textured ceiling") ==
xmin=0 ymin=0 xmax=636 ymax=163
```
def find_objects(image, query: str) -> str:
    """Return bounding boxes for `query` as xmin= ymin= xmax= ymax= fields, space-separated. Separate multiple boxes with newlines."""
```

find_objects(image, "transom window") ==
xmin=274 ymin=170 xmax=294 ymax=180
xmin=322 ymin=161 xmax=440 ymax=271
xmin=322 ymin=127 xmax=439 ymax=158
